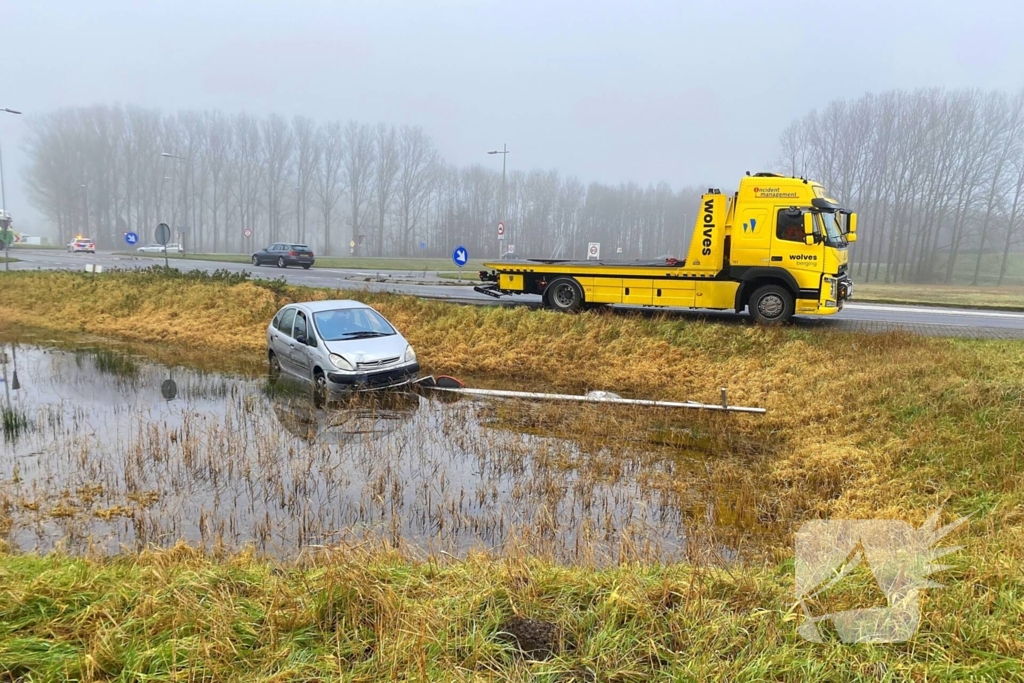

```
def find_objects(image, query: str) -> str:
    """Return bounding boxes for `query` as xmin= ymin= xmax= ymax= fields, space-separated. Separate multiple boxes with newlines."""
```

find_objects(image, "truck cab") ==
xmin=723 ymin=173 xmax=855 ymax=320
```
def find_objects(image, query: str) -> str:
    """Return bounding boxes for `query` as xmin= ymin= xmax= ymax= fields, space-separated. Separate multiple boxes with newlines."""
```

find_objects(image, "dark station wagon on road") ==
xmin=252 ymin=243 xmax=315 ymax=269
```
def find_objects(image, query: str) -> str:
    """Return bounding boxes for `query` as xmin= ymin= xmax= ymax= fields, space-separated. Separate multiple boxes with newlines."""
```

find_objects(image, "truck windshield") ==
xmin=819 ymin=211 xmax=846 ymax=246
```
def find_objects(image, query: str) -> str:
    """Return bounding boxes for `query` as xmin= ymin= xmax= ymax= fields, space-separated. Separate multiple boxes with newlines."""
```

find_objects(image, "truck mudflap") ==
xmin=474 ymin=284 xmax=506 ymax=298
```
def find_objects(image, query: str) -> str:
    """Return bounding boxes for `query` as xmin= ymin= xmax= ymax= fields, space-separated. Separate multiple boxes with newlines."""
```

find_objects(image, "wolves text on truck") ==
xmin=476 ymin=173 xmax=857 ymax=324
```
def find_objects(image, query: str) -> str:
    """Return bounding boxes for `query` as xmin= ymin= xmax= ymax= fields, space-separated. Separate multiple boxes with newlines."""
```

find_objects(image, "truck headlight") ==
xmin=828 ymin=278 xmax=837 ymax=298
xmin=405 ymin=345 xmax=416 ymax=363
xmin=330 ymin=353 xmax=354 ymax=371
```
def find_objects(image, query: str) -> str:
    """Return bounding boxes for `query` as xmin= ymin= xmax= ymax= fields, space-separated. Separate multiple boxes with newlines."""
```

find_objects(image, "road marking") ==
xmin=845 ymin=303 xmax=1024 ymax=320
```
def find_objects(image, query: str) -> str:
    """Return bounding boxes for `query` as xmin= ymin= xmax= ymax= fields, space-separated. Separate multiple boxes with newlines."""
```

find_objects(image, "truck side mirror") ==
xmin=803 ymin=212 xmax=815 ymax=236
xmin=848 ymin=213 xmax=858 ymax=235
xmin=847 ymin=232 xmax=857 ymax=243
xmin=804 ymin=235 xmax=816 ymax=246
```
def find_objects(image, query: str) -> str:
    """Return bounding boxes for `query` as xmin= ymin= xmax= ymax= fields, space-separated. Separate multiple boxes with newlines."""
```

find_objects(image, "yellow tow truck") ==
xmin=476 ymin=173 xmax=857 ymax=324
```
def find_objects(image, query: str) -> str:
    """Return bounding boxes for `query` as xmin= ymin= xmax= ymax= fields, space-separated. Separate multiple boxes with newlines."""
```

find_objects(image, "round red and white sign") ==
xmin=589 ymin=245 xmax=598 ymax=255
xmin=497 ymin=222 xmax=505 ymax=236
xmin=243 ymin=228 xmax=253 ymax=238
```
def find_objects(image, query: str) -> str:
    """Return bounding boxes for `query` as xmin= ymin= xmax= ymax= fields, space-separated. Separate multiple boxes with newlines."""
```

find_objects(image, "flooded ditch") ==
xmin=0 ymin=340 xmax=778 ymax=563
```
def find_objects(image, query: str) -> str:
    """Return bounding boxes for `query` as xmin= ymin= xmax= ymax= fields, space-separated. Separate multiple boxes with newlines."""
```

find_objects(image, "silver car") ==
xmin=267 ymin=300 xmax=419 ymax=392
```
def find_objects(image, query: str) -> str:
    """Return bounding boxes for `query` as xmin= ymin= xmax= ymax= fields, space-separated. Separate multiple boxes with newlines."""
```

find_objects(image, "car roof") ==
xmin=291 ymin=299 xmax=371 ymax=313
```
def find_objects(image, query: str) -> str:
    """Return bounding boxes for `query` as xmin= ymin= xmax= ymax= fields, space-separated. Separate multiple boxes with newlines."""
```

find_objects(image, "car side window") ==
xmin=777 ymin=209 xmax=806 ymax=243
xmin=272 ymin=310 xmax=282 ymax=330
xmin=278 ymin=308 xmax=296 ymax=337
xmin=293 ymin=311 xmax=308 ymax=341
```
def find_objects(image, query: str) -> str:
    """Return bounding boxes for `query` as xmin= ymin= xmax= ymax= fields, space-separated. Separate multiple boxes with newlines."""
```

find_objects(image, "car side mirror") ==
xmin=307 ymin=335 xmax=317 ymax=347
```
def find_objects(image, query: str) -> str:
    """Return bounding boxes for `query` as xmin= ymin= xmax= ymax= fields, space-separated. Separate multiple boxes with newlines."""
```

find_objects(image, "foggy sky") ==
xmin=2 ymin=0 xmax=1023 ymax=232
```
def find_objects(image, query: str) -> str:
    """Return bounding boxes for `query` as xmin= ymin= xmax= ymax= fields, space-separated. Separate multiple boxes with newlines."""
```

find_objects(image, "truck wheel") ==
xmin=749 ymin=285 xmax=794 ymax=325
xmin=545 ymin=278 xmax=584 ymax=313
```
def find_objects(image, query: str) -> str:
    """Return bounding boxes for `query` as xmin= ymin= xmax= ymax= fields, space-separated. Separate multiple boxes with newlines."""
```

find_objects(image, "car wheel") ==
xmin=545 ymin=277 xmax=584 ymax=313
xmin=268 ymin=350 xmax=281 ymax=375
xmin=312 ymin=368 xmax=328 ymax=403
xmin=302 ymin=264 xmax=311 ymax=270
xmin=252 ymin=255 xmax=260 ymax=266
xmin=748 ymin=285 xmax=794 ymax=325
xmin=277 ymin=257 xmax=286 ymax=268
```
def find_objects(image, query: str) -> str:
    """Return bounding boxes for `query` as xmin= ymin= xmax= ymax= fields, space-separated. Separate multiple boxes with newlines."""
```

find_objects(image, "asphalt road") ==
xmin=7 ymin=249 xmax=1024 ymax=339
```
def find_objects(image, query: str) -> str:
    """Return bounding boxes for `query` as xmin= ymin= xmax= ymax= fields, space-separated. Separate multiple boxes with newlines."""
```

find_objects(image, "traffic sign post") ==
xmin=155 ymin=222 xmax=171 ymax=268
xmin=587 ymin=242 xmax=601 ymax=260
xmin=0 ymin=215 xmax=11 ymax=272
xmin=452 ymin=245 xmax=468 ymax=281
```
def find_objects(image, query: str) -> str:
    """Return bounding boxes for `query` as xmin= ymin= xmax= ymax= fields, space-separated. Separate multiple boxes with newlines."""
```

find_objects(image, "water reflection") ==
xmin=0 ymin=343 xmax=761 ymax=563
xmin=266 ymin=374 xmax=420 ymax=445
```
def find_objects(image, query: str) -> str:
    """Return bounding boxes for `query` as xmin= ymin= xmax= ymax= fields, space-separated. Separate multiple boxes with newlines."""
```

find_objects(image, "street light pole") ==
xmin=487 ymin=143 xmax=509 ymax=259
xmin=1 ymin=107 xmax=22 ymax=271
xmin=162 ymin=153 xmax=186 ymax=254
xmin=292 ymin=186 xmax=300 ymax=242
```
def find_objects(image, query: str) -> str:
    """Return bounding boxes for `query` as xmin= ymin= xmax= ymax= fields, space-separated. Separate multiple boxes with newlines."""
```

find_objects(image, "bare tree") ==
xmin=395 ymin=126 xmax=437 ymax=255
xmin=312 ymin=121 xmax=344 ymax=255
xmin=342 ymin=121 xmax=375 ymax=255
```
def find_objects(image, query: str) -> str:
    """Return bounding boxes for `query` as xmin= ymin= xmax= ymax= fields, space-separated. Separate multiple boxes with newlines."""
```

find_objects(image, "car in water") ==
xmin=252 ymin=242 xmax=315 ymax=269
xmin=67 ymin=237 xmax=96 ymax=253
xmin=267 ymin=299 xmax=419 ymax=393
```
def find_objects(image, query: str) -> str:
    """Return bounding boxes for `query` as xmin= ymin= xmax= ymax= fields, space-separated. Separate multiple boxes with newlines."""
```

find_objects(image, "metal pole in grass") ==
xmin=0 ymin=107 xmax=23 ymax=271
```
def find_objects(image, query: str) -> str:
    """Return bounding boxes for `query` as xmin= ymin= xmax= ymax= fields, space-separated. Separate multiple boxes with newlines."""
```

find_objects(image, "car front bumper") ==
xmin=327 ymin=362 xmax=420 ymax=390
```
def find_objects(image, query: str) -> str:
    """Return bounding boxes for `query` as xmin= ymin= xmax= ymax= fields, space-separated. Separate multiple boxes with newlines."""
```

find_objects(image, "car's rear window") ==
xmin=290 ymin=244 xmax=310 ymax=251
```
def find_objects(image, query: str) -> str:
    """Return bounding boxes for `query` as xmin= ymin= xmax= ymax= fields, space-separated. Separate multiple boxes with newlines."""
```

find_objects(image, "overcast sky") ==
xmin=2 ymin=0 xmax=1023 ymax=230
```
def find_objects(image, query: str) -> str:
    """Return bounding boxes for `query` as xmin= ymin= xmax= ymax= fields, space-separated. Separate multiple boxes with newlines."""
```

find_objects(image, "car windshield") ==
xmin=313 ymin=308 xmax=396 ymax=341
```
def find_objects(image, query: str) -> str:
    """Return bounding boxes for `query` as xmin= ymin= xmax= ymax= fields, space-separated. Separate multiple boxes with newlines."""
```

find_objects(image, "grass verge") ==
xmin=0 ymin=268 xmax=1022 ymax=680
xmin=854 ymin=282 xmax=1024 ymax=311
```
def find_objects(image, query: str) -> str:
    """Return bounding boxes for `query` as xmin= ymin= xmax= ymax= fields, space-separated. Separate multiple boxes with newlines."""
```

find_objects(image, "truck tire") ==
xmin=748 ymin=285 xmax=794 ymax=325
xmin=545 ymin=277 xmax=584 ymax=313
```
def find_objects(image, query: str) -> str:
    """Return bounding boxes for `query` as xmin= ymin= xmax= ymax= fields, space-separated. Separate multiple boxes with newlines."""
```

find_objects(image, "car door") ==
xmin=271 ymin=307 xmax=298 ymax=375
xmin=289 ymin=310 xmax=314 ymax=378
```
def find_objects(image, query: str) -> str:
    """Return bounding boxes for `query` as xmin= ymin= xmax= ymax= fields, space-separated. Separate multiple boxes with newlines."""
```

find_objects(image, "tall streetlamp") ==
xmin=1 ymin=107 xmax=22 ymax=271
xmin=488 ymin=143 xmax=509 ymax=259
xmin=80 ymin=184 xmax=88 ymax=238
xmin=162 ymin=153 xmax=186 ymax=253
xmin=292 ymin=186 xmax=300 ymax=242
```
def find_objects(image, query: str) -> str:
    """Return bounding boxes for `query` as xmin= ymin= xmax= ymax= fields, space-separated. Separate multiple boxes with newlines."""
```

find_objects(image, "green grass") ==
xmin=855 ymin=252 xmax=1024 ymax=287
xmin=0 ymin=257 xmax=18 ymax=264
xmin=854 ymin=283 xmax=1024 ymax=310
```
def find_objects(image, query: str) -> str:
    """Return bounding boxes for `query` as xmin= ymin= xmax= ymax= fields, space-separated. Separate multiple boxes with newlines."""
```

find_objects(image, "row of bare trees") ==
xmin=779 ymin=88 xmax=1024 ymax=285
xmin=24 ymin=105 xmax=705 ymax=260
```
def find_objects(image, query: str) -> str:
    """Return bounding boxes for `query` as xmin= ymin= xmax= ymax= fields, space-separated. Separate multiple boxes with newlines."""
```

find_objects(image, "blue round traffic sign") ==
xmin=125 ymin=231 xmax=139 ymax=245
xmin=452 ymin=245 xmax=468 ymax=267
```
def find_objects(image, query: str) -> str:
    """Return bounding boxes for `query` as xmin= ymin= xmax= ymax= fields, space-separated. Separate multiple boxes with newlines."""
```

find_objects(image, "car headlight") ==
xmin=404 ymin=345 xmax=416 ymax=363
xmin=329 ymin=353 xmax=354 ymax=371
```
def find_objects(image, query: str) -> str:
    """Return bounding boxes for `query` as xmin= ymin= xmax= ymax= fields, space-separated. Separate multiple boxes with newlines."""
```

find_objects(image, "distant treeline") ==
xmin=779 ymin=88 xmax=1024 ymax=285
xmin=25 ymin=90 xmax=1024 ymax=282
xmin=24 ymin=107 xmax=704 ymax=260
